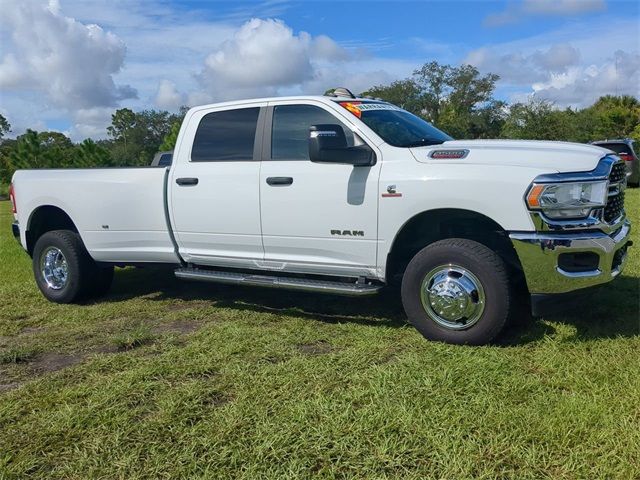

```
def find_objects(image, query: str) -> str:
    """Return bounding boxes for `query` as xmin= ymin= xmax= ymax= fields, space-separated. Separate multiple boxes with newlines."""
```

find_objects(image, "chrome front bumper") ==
xmin=509 ymin=220 xmax=631 ymax=294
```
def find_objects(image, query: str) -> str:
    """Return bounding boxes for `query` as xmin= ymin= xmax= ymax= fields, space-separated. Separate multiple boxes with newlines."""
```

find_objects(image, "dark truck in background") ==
xmin=591 ymin=139 xmax=639 ymax=187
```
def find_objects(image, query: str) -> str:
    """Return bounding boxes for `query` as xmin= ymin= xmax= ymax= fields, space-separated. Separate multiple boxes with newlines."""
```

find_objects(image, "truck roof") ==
xmin=188 ymin=94 xmax=382 ymax=112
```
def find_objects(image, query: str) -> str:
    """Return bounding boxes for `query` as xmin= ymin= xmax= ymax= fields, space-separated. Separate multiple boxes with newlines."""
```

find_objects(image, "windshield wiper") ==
xmin=401 ymin=139 xmax=445 ymax=148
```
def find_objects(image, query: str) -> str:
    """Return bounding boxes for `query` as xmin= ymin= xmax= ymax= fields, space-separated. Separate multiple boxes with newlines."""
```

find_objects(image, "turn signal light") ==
xmin=526 ymin=184 xmax=545 ymax=208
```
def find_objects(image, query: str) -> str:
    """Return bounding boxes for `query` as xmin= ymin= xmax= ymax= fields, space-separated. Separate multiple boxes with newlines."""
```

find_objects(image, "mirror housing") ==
xmin=309 ymin=124 xmax=375 ymax=167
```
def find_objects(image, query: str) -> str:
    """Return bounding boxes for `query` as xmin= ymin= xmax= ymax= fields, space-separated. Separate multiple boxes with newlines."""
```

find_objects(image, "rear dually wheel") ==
xmin=32 ymin=230 xmax=110 ymax=303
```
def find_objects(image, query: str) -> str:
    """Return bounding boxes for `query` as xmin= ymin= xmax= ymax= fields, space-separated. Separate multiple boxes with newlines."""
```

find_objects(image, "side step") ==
xmin=174 ymin=268 xmax=382 ymax=296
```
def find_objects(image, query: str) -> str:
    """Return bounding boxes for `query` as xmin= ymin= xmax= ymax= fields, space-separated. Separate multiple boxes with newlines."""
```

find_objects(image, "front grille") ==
xmin=609 ymin=161 xmax=627 ymax=184
xmin=604 ymin=161 xmax=626 ymax=223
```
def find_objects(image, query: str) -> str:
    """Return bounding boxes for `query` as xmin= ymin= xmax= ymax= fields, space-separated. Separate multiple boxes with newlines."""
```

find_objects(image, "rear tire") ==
xmin=401 ymin=238 xmax=512 ymax=345
xmin=32 ymin=230 xmax=97 ymax=304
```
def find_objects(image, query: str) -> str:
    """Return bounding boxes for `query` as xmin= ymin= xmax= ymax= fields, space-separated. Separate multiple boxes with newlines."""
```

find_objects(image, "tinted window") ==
xmin=595 ymin=142 xmax=632 ymax=155
xmin=337 ymin=101 xmax=452 ymax=148
xmin=158 ymin=153 xmax=172 ymax=166
xmin=192 ymin=108 xmax=259 ymax=161
xmin=271 ymin=105 xmax=353 ymax=160
xmin=360 ymin=107 xmax=451 ymax=147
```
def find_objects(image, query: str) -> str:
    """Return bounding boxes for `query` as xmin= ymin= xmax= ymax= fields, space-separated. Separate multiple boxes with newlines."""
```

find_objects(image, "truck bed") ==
xmin=13 ymin=167 xmax=178 ymax=264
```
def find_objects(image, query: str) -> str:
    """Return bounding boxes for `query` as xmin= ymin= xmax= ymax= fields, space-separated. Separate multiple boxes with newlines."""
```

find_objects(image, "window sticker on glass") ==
xmin=339 ymin=102 xmax=402 ymax=118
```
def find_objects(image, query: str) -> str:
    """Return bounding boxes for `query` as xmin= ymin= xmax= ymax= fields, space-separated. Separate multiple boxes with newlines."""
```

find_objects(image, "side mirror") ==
xmin=309 ymin=124 xmax=375 ymax=167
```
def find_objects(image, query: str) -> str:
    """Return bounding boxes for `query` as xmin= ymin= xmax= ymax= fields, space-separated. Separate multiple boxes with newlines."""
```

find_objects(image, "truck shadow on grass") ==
xmin=103 ymin=267 xmax=639 ymax=345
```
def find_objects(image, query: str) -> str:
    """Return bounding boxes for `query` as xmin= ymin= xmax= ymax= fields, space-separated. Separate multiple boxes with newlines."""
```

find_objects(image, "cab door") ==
xmin=258 ymin=101 xmax=381 ymax=277
xmin=169 ymin=103 xmax=266 ymax=268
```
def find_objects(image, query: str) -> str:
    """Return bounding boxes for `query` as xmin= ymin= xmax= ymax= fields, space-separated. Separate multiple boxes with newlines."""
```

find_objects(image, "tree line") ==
xmin=362 ymin=61 xmax=640 ymax=142
xmin=1 ymin=61 xmax=639 ymax=185
xmin=0 ymin=108 xmax=186 ymax=185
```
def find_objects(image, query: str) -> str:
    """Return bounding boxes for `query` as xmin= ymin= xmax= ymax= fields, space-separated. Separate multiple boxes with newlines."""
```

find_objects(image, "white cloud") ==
xmin=154 ymin=80 xmax=186 ymax=110
xmin=485 ymin=0 xmax=606 ymax=26
xmin=467 ymin=41 xmax=639 ymax=107
xmin=466 ymin=43 xmax=581 ymax=85
xmin=532 ymin=50 xmax=640 ymax=105
xmin=0 ymin=3 xmax=408 ymax=138
xmin=531 ymin=43 xmax=581 ymax=72
xmin=0 ymin=0 xmax=136 ymax=109
xmin=70 ymin=107 xmax=115 ymax=140
xmin=194 ymin=18 xmax=351 ymax=101
xmin=186 ymin=18 xmax=414 ymax=104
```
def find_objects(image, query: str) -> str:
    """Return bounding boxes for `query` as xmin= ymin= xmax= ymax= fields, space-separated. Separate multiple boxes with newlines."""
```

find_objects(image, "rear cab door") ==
xmin=169 ymin=102 xmax=267 ymax=268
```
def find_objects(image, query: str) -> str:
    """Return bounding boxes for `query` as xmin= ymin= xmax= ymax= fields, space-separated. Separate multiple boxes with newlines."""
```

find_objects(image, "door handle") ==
xmin=176 ymin=177 xmax=199 ymax=186
xmin=266 ymin=176 xmax=293 ymax=186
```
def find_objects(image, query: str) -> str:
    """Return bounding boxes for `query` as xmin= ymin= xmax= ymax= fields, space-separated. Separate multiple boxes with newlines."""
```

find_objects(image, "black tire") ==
xmin=32 ymin=230 xmax=96 ymax=304
xmin=401 ymin=238 xmax=512 ymax=345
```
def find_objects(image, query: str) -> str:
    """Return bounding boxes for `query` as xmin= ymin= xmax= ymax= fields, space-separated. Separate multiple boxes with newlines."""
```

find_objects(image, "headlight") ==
xmin=526 ymin=181 xmax=608 ymax=219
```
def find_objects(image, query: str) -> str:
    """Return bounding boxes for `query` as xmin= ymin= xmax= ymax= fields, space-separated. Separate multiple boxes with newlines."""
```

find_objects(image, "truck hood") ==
xmin=410 ymin=139 xmax=611 ymax=173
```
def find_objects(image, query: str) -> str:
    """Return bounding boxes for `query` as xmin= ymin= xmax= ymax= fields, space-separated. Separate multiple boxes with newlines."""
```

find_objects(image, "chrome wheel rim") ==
xmin=420 ymin=264 xmax=485 ymax=330
xmin=40 ymin=247 xmax=69 ymax=290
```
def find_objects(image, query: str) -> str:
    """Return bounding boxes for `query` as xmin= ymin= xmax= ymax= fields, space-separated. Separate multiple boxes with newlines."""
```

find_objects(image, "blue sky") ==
xmin=1 ymin=0 xmax=638 ymax=140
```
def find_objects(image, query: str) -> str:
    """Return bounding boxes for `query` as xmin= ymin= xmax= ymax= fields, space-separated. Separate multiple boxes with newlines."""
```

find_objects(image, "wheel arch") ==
xmin=26 ymin=205 xmax=79 ymax=256
xmin=385 ymin=208 xmax=524 ymax=284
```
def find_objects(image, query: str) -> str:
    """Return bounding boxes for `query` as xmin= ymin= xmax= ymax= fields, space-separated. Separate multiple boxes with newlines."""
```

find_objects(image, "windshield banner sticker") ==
xmin=339 ymin=101 xmax=402 ymax=118
xmin=355 ymin=103 xmax=402 ymax=112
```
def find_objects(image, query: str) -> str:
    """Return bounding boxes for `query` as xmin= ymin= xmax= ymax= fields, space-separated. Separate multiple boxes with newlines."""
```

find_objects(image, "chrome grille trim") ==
xmin=604 ymin=161 xmax=626 ymax=223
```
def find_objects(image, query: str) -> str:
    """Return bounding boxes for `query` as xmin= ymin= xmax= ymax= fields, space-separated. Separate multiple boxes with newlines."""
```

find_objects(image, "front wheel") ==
xmin=401 ymin=238 xmax=512 ymax=345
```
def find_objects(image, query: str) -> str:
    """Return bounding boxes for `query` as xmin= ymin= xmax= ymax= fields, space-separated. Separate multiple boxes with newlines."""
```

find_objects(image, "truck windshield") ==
xmin=338 ymin=101 xmax=452 ymax=148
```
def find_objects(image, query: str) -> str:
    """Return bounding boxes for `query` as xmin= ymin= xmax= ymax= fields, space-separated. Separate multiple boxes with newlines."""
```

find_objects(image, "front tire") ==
xmin=32 ymin=230 xmax=96 ymax=304
xmin=401 ymin=238 xmax=512 ymax=345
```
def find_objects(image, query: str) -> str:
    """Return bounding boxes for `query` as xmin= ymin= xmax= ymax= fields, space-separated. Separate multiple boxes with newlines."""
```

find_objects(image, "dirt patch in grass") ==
xmin=20 ymin=326 xmax=46 ymax=335
xmin=0 ymin=382 xmax=22 ymax=393
xmin=203 ymin=391 xmax=232 ymax=407
xmin=297 ymin=341 xmax=333 ymax=356
xmin=151 ymin=319 xmax=201 ymax=335
xmin=93 ymin=344 xmax=120 ymax=354
xmin=29 ymin=353 xmax=85 ymax=373
xmin=373 ymin=352 xmax=398 ymax=365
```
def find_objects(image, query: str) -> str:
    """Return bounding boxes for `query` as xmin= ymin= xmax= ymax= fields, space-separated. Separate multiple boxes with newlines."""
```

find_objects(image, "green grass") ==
xmin=0 ymin=194 xmax=638 ymax=479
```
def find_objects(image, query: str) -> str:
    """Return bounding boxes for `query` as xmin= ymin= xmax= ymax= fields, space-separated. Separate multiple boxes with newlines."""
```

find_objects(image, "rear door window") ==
xmin=192 ymin=107 xmax=260 ymax=161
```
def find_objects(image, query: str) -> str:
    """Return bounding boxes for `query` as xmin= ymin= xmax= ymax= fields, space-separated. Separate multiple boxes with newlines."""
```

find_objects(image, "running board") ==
xmin=174 ymin=268 xmax=382 ymax=296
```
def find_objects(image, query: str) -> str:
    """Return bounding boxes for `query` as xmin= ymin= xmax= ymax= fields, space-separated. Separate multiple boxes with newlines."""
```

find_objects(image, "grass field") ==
xmin=1 ymin=194 xmax=639 ymax=479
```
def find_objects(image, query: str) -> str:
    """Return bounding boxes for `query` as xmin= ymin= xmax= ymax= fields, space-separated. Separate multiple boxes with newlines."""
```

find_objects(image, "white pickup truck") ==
xmin=10 ymin=90 xmax=632 ymax=345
